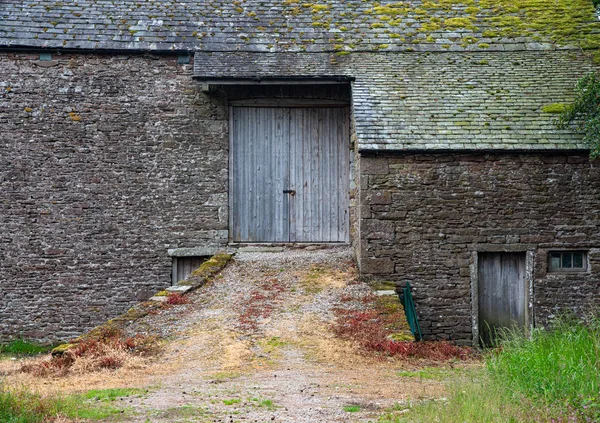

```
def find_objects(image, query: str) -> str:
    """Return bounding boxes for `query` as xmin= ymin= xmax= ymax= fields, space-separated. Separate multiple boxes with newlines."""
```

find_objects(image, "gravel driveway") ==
xmin=1 ymin=247 xmax=455 ymax=423
xmin=110 ymin=247 xmax=448 ymax=422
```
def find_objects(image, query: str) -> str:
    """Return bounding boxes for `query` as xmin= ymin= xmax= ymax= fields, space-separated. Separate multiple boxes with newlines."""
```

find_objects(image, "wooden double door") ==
xmin=230 ymin=106 xmax=350 ymax=243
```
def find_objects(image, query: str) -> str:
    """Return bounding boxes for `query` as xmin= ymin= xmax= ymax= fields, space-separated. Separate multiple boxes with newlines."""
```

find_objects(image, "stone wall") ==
xmin=0 ymin=52 xmax=229 ymax=342
xmin=359 ymin=153 xmax=600 ymax=345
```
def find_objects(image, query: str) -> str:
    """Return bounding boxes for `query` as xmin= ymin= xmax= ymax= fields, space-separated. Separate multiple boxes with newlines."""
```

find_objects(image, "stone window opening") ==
xmin=548 ymin=251 xmax=588 ymax=272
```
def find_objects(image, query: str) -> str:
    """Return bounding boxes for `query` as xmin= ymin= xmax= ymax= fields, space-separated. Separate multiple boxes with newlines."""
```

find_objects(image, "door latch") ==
xmin=283 ymin=189 xmax=296 ymax=196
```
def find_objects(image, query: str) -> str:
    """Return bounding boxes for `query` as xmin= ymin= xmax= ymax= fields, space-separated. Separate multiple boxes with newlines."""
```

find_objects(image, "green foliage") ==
xmin=487 ymin=317 xmax=600 ymax=420
xmin=557 ymin=71 xmax=600 ymax=158
xmin=0 ymin=339 xmax=53 ymax=356
xmin=379 ymin=374 xmax=542 ymax=423
xmin=383 ymin=316 xmax=600 ymax=422
xmin=343 ymin=405 xmax=361 ymax=412
xmin=0 ymin=386 xmax=134 ymax=422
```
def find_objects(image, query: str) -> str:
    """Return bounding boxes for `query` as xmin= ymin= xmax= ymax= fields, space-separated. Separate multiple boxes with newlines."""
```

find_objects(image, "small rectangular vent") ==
xmin=177 ymin=54 xmax=190 ymax=65
xmin=172 ymin=256 xmax=207 ymax=284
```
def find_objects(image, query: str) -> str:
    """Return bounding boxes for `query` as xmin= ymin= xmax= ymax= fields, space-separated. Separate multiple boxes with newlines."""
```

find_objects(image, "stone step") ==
xmin=167 ymin=285 xmax=193 ymax=293
xmin=375 ymin=290 xmax=397 ymax=296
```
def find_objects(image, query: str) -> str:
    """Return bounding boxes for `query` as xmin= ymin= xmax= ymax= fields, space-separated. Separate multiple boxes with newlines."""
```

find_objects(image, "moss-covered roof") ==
xmin=0 ymin=0 xmax=598 ymax=52
xmin=194 ymin=50 xmax=594 ymax=150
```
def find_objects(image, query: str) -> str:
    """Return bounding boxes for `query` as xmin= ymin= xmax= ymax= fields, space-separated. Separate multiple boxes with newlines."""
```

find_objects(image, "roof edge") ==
xmin=358 ymin=148 xmax=591 ymax=156
xmin=0 ymin=45 xmax=193 ymax=55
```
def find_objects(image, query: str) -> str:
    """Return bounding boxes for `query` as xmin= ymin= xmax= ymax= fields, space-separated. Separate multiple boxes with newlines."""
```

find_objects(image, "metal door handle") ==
xmin=283 ymin=189 xmax=296 ymax=196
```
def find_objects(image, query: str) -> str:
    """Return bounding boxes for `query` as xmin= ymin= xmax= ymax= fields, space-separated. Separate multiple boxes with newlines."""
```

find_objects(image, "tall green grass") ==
xmin=488 ymin=317 xmax=600 ymax=420
xmin=385 ymin=315 xmax=600 ymax=423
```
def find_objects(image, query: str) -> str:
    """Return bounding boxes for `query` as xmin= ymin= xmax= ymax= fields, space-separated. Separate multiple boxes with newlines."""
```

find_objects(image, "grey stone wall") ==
xmin=359 ymin=153 xmax=600 ymax=345
xmin=0 ymin=52 xmax=229 ymax=342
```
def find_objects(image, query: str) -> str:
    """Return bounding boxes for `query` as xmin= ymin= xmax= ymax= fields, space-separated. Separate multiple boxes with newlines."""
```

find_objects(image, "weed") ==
xmin=222 ymin=398 xmax=241 ymax=405
xmin=83 ymin=388 xmax=147 ymax=402
xmin=165 ymin=292 xmax=191 ymax=305
xmin=257 ymin=399 xmax=276 ymax=409
xmin=151 ymin=404 xmax=207 ymax=419
xmin=238 ymin=279 xmax=286 ymax=331
xmin=209 ymin=371 xmax=241 ymax=381
xmin=343 ymin=404 xmax=361 ymax=412
xmin=21 ymin=328 xmax=157 ymax=377
xmin=332 ymin=303 xmax=472 ymax=360
xmin=487 ymin=316 xmax=600 ymax=421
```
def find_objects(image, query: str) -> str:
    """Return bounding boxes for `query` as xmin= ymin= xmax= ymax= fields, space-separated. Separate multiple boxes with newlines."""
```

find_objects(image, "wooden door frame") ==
xmin=470 ymin=248 xmax=534 ymax=347
xmin=227 ymin=103 xmax=352 ymax=244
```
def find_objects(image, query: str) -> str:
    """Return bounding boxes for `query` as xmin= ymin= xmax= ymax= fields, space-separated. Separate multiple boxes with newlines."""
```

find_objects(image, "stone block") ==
xmin=362 ymin=219 xmax=394 ymax=240
xmin=361 ymin=157 xmax=389 ymax=175
xmin=362 ymin=190 xmax=391 ymax=205
xmin=360 ymin=258 xmax=394 ymax=275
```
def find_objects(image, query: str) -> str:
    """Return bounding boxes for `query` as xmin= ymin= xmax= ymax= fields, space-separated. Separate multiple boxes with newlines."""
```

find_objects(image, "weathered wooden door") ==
xmin=478 ymin=252 xmax=527 ymax=346
xmin=230 ymin=106 xmax=349 ymax=243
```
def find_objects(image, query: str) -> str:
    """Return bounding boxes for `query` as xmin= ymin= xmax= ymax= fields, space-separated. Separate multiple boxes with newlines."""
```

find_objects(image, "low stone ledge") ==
xmin=167 ymin=246 xmax=219 ymax=257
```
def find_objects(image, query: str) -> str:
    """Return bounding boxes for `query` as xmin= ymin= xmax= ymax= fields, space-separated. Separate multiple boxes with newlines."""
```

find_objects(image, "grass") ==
xmin=343 ymin=405 xmax=361 ymax=412
xmin=149 ymin=404 xmax=207 ymax=420
xmin=250 ymin=397 xmax=277 ymax=410
xmin=383 ymin=315 xmax=600 ymax=423
xmin=397 ymin=366 xmax=465 ymax=381
xmin=0 ymin=339 xmax=54 ymax=357
xmin=208 ymin=371 xmax=241 ymax=381
xmin=222 ymin=398 xmax=241 ymax=405
xmin=0 ymin=386 xmax=141 ymax=422
xmin=82 ymin=388 xmax=147 ymax=402
xmin=488 ymin=317 xmax=600 ymax=420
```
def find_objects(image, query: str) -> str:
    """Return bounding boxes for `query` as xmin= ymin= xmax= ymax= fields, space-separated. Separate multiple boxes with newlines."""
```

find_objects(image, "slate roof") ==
xmin=1 ymin=0 xmax=598 ymax=53
xmin=1 ymin=0 xmax=598 ymax=151
xmin=194 ymin=50 xmax=594 ymax=150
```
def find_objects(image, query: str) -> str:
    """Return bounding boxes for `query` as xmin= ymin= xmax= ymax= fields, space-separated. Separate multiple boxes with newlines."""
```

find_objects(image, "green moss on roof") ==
xmin=542 ymin=103 xmax=569 ymax=114
xmin=1 ymin=0 xmax=599 ymax=52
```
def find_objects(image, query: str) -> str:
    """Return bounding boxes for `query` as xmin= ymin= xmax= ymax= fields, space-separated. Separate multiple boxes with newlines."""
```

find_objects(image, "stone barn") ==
xmin=1 ymin=0 xmax=599 ymax=346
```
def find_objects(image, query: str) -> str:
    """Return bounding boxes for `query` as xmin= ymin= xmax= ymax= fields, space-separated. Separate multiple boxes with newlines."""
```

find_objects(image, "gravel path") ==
xmin=109 ymin=247 xmax=448 ymax=422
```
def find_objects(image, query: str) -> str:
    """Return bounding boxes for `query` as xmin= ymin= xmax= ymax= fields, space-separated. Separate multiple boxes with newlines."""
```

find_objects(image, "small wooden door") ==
xmin=478 ymin=252 xmax=527 ymax=346
xmin=230 ymin=106 xmax=349 ymax=243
